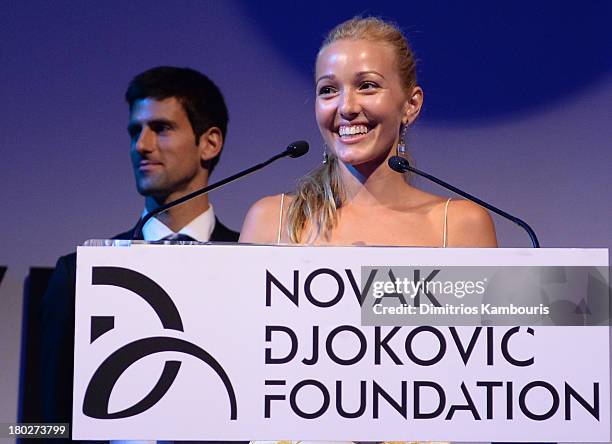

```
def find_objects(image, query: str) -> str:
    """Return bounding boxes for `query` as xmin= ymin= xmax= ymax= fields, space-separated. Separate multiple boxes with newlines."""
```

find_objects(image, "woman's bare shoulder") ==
xmin=239 ymin=194 xmax=290 ymax=244
xmin=446 ymin=199 xmax=498 ymax=247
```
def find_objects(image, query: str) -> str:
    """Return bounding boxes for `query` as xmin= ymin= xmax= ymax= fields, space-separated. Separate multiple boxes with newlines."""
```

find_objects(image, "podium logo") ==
xmin=82 ymin=266 xmax=237 ymax=420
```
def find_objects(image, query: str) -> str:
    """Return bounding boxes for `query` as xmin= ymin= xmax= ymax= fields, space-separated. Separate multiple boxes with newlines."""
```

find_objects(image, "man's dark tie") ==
xmin=162 ymin=234 xmax=198 ymax=242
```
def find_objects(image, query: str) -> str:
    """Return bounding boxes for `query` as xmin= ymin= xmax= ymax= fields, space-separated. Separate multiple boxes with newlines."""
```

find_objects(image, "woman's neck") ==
xmin=339 ymin=155 xmax=415 ymax=208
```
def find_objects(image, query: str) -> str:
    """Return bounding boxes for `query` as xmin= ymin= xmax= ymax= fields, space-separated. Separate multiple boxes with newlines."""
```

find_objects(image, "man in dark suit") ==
xmin=40 ymin=66 xmax=240 ymax=441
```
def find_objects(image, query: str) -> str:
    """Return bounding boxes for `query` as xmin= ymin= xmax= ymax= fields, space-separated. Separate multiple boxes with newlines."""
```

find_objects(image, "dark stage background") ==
xmin=1 ymin=0 xmax=611 ymax=433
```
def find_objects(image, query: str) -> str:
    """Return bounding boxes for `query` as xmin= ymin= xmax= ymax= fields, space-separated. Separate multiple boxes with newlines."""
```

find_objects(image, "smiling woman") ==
xmin=240 ymin=16 xmax=496 ymax=249
xmin=240 ymin=16 xmax=496 ymax=444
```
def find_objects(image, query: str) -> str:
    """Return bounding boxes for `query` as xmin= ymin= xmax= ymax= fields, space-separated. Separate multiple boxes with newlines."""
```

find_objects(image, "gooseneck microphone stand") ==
xmin=388 ymin=156 xmax=540 ymax=248
xmin=132 ymin=141 xmax=309 ymax=240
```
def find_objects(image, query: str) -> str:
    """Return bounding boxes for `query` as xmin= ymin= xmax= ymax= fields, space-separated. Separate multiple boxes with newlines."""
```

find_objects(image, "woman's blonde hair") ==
xmin=286 ymin=16 xmax=418 ymax=243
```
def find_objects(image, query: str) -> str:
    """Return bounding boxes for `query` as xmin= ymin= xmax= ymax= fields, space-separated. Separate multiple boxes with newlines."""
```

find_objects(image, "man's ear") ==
xmin=402 ymin=86 xmax=424 ymax=126
xmin=198 ymin=126 xmax=224 ymax=162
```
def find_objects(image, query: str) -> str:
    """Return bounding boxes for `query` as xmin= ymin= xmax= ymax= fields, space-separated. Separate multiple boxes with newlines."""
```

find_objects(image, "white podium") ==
xmin=72 ymin=244 xmax=609 ymax=442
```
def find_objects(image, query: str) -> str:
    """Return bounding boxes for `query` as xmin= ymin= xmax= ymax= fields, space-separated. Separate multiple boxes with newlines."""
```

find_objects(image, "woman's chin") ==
xmin=335 ymin=149 xmax=392 ymax=169
xmin=335 ymin=146 xmax=370 ymax=164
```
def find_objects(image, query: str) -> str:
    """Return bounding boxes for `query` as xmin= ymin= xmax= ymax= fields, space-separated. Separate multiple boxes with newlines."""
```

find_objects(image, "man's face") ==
xmin=128 ymin=97 xmax=207 ymax=204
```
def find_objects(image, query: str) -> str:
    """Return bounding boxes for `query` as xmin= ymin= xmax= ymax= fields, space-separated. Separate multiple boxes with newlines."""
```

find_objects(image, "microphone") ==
xmin=133 ymin=141 xmax=310 ymax=240
xmin=286 ymin=140 xmax=309 ymax=158
xmin=388 ymin=156 xmax=540 ymax=248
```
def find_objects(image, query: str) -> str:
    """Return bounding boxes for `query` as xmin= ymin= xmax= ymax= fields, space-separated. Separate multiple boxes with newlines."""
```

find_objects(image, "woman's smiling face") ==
xmin=315 ymin=39 xmax=416 ymax=168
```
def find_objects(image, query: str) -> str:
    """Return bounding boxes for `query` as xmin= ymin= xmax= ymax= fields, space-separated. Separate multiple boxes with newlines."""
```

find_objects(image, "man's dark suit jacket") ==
xmin=40 ymin=218 xmax=240 ymax=443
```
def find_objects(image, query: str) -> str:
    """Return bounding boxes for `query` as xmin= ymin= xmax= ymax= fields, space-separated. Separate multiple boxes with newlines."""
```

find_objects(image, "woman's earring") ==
xmin=322 ymin=145 xmax=329 ymax=164
xmin=397 ymin=124 xmax=408 ymax=157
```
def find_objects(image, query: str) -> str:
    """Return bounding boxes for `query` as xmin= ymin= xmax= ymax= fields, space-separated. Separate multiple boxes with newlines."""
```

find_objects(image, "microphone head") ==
xmin=388 ymin=155 xmax=410 ymax=173
xmin=286 ymin=140 xmax=309 ymax=158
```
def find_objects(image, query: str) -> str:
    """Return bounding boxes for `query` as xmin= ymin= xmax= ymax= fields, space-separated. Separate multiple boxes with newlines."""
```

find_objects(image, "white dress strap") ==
xmin=277 ymin=193 xmax=285 ymax=245
xmin=442 ymin=197 xmax=452 ymax=248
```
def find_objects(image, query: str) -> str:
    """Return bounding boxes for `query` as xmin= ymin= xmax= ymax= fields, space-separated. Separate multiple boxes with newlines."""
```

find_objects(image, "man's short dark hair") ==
xmin=125 ymin=66 xmax=229 ymax=174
